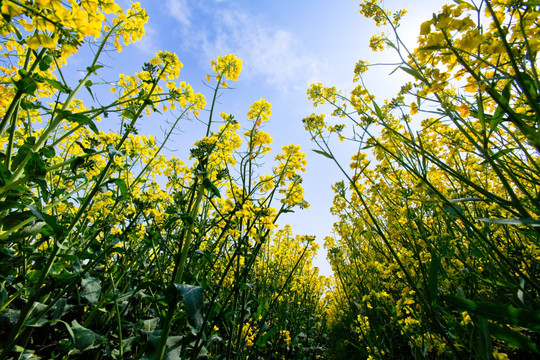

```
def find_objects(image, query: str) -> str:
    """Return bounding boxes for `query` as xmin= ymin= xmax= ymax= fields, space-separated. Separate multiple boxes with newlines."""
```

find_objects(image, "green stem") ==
xmin=155 ymin=182 xmax=205 ymax=360
xmin=2 ymin=22 xmax=121 ymax=189
xmin=205 ymin=75 xmax=223 ymax=137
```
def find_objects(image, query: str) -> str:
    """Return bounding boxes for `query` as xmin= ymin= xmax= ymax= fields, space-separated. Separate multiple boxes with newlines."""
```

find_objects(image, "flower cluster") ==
xmin=307 ymin=1 xmax=540 ymax=359
xmin=208 ymin=53 xmax=243 ymax=87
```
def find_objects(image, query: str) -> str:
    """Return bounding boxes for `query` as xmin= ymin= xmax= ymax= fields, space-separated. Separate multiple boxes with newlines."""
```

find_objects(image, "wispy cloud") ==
xmin=162 ymin=2 xmax=324 ymax=91
xmin=164 ymin=0 xmax=191 ymax=27
xmin=208 ymin=9 xmax=324 ymax=90
xmin=134 ymin=24 xmax=159 ymax=55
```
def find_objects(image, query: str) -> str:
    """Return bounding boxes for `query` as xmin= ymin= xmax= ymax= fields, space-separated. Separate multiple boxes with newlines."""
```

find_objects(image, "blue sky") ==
xmin=104 ymin=0 xmax=450 ymax=275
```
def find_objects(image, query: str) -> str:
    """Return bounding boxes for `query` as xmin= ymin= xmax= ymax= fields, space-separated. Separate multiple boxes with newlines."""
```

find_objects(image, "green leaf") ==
xmin=26 ymin=318 xmax=49 ymax=328
xmin=13 ymin=76 xmax=37 ymax=95
xmin=256 ymin=327 xmax=277 ymax=347
xmin=70 ymin=156 xmax=85 ymax=174
xmin=520 ymin=72 xmax=538 ymax=96
xmin=372 ymin=100 xmax=384 ymax=120
xmin=203 ymin=177 xmax=221 ymax=198
xmin=52 ymin=298 xmax=67 ymax=320
xmin=400 ymin=66 xmax=427 ymax=84
xmin=0 ymin=162 xmax=12 ymax=186
xmin=488 ymin=323 xmax=540 ymax=354
xmin=454 ymin=0 xmax=476 ymax=9
xmin=443 ymin=203 xmax=463 ymax=217
xmin=75 ymin=141 xmax=97 ymax=154
xmin=0 ymin=200 xmax=23 ymax=212
xmin=107 ymin=144 xmax=125 ymax=158
xmin=8 ymin=220 xmax=45 ymax=241
xmin=385 ymin=39 xmax=398 ymax=51
xmin=254 ymin=299 xmax=269 ymax=320
xmin=0 ymin=284 xmax=7 ymax=307
xmin=448 ymin=197 xmax=483 ymax=203
xmin=481 ymin=148 xmax=516 ymax=164
xmin=442 ymin=295 xmax=540 ymax=332
xmin=0 ymin=308 xmax=20 ymax=330
xmin=1 ymin=10 xmax=13 ymax=23
xmin=470 ymin=272 xmax=513 ymax=288
xmin=38 ymin=55 xmax=53 ymax=71
xmin=477 ymin=317 xmax=493 ymax=360
xmin=86 ymin=64 xmax=103 ymax=75
xmin=26 ymin=204 xmax=44 ymax=220
xmin=427 ymin=250 xmax=439 ymax=304
xmin=81 ymin=274 xmax=101 ymax=304
xmin=141 ymin=331 xmax=183 ymax=360
xmin=474 ymin=94 xmax=485 ymax=129
xmin=70 ymin=320 xmax=106 ymax=351
xmin=56 ymin=110 xmax=98 ymax=134
xmin=42 ymin=77 xmax=71 ymax=93
xmin=312 ymin=149 xmax=333 ymax=159
xmin=164 ymin=336 xmax=183 ymax=360
xmin=418 ymin=45 xmax=445 ymax=51
xmin=112 ymin=178 xmax=128 ymax=199
xmin=24 ymin=152 xmax=47 ymax=179
xmin=84 ymin=80 xmax=95 ymax=100
xmin=121 ymin=336 xmax=136 ymax=355
xmin=40 ymin=145 xmax=55 ymax=159
xmin=175 ymin=284 xmax=203 ymax=329
xmin=179 ymin=214 xmax=194 ymax=226
xmin=122 ymin=109 xmax=136 ymax=120
xmin=141 ymin=318 xmax=159 ymax=333
xmin=477 ymin=217 xmax=540 ymax=227
xmin=0 ymin=210 xmax=33 ymax=229
xmin=20 ymin=100 xmax=43 ymax=111
xmin=490 ymin=81 xmax=512 ymax=130
xmin=11 ymin=143 xmax=33 ymax=171
xmin=99 ymin=178 xmax=128 ymax=199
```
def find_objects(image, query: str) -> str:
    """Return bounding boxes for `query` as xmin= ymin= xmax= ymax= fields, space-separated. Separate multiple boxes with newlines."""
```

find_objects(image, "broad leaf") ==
xmin=70 ymin=320 xmax=106 ymax=352
xmin=56 ymin=110 xmax=98 ymax=133
xmin=203 ymin=178 xmax=221 ymax=198
xmin=443 ymin=295 xmax=540 ymax=332
xmin=24 ymin=152 xmax=47 ymax=179
xmin=81 ymin=274 xmax=101 ymax=304
xmin=38 ymin=55 xmax=52 ymax=71
xmin=13 ymin=75 xmax=37 ymax=95
xmin=42 ymin=77 xmax=71 ymax=93
xmin=175 ymin=284 xmax=203 ymax=329
xmin=488 ymin=323 xmax=539 ymax=354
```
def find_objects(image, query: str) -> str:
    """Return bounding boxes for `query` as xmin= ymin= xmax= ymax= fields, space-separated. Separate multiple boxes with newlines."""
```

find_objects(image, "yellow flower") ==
xmin=212 ymin=54 xmax=242 ymax=81
xmin=492 ymin=349 xmax=510 ymax=360
xmin=410 ymin=102 xmax=418 ymax=115
xmin=458 ymin=103 xmax=470 ymax=118
xmin=460 ymin=311 xmax=473 ymax=325
xmin=420 ymin=20 xmax=432 ymax=35
xmin=26 ymin=34 xmax=56 ymax=49
xmin=247 ymin=99 xmax=272 ymax=123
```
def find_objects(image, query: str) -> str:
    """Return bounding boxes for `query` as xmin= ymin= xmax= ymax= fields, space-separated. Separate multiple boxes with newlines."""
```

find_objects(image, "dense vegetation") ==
xmin=0 ymin=0 xmax=539 ymax=359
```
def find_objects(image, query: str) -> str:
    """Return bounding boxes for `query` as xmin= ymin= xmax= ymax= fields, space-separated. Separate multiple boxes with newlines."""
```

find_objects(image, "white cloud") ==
xmin=164 ymin=0 xmax=191 ymax=27
xmin=206 ymin=9 xmax=325 ymax=91
xmin=134 ymin=24 xmax=159 ymax=55
xmin=161 ymin=3 xmax=324 ymax=91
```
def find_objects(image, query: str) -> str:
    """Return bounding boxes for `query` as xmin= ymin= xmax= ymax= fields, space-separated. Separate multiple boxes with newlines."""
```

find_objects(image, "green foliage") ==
xmin=306 ymin=0 xmax=540 ymax=359
xmin=0 ymin=1 xmax=328 ymax=359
